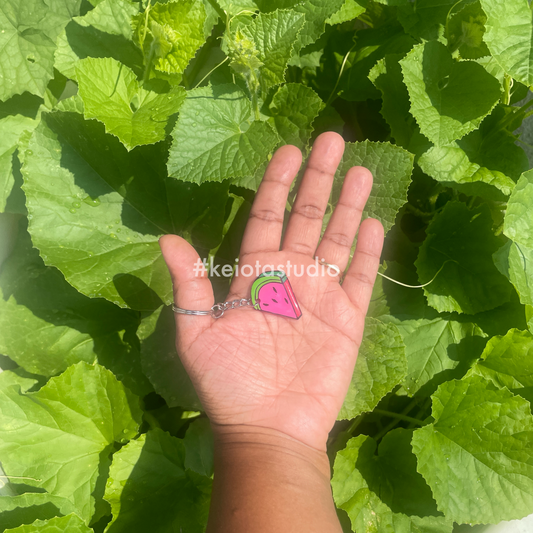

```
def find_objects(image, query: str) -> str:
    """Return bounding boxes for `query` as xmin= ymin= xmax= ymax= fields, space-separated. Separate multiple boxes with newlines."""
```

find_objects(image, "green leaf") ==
xmin=468 ymin=328 xmax=533 ymax=403
xmin=418 ymin=109 xmax=527 ymax=201
xmin=184 ymin=418 xmax=214 ymax=477
xmin=0 ymin=115 xmax=38 ymax=212
xmin=369 ymin=54 xmax=416 ymax=149
xmin=54 ymin=0 xmax=143 ymax=82
xmin=229 ymin=10 xmax=305 ymax=92
xmin=0 ymin=494 xmax=78 ymax=532
xmin=326 ymin=0 xmax=367 ymax=25
xmin=400 ymin=41 xmax=501 ymax=146
xmin=494 ymin=240 xmax=533 ymax=307
xmin=385 ymin=317 xmax=486 ymax=396
xmin=0 ymin=363 xmax=142 ymax=522
xmin=412 ymin=375 xmax=533 ymax=524
xmin=167 ymin=84 xmax=279 ymax=184
xmin=479 ymin=0 xmax=533 ymax=86
xmin=447 ymin=1 xmax=489 ymax=59
xmin=0 ymin=369 xmax=41 ymax=394
xmin=339 ymin=24 xmax=416 ymax=103
xmin=268 ymin=83 xmax=324 ymax=148
xmin=504 ymin=169 xmax=533 ymax=249
xmin=0 ymin=221 xmax=152 ymax=396
xmin=0 ymin=0 xmax=81 ymax=101
xmin=76 ymin=57 xmax=186 ymax=150
xmin=253 ymin=0 xmax=345 ymax=48
xmin=22 ymin=111 xmax=175 ymax=310
xmin=138 ymin=305 xmax=201 ymax=410
xmin=339 ymin=318 xmax=407 ymax=419
xmin=332 ymin=430 xmax=453 ymax=533
xmin=132 ymin=0 xmax=206 ymax=77
xmin=4 ymin=515 xmax=91 ymax=533
xmin=398 ymin=0 xmax=474 ymax=41
xmin=104 ymin=428 xmax=212 ymax=533
xmin=334 ymin=141 xmax=414 ymax=236
xmin=415 ymin=201 xmax=512 ymax=314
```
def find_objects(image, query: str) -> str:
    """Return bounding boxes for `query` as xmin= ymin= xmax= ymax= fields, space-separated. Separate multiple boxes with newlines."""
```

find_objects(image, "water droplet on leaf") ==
xmin=83 ymin=196 xmax=101 ymax=207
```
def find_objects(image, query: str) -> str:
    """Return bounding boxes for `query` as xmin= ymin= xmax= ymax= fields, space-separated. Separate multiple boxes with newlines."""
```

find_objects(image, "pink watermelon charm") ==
xmin=250 ymin=270 xmax=302 ymax=319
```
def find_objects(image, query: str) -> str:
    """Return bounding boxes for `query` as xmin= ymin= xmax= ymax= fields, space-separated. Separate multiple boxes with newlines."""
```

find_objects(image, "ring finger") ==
xmin=315 ymin=166 xmax=373 ymax=275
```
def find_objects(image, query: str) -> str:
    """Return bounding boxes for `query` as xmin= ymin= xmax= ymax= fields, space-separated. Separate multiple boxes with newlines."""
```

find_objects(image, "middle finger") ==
xmin=282 ymin=132 xmax=345 ymax=256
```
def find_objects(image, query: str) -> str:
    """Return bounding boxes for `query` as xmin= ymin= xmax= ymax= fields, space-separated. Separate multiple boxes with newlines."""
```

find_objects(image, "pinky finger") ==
xmin=342 ymin=218 xmax=384 ymax=317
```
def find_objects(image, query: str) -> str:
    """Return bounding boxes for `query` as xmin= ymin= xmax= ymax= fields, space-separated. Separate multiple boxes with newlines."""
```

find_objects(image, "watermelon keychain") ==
xmin=250 ymin=270 xmax=302 ymax=319
xmin=172 ymin=269 xmax=302 ymax=319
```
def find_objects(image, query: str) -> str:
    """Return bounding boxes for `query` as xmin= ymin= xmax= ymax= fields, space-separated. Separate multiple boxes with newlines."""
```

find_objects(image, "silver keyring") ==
xmin=172 ymin=298 xmax=254 ymax=319
xmin=171 ymin=304 xmax=211 ymax=316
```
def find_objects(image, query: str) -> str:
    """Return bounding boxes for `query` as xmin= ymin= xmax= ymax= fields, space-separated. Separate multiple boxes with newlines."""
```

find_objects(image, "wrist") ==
xmin=210 ymin=423 xmax=332 ymax=481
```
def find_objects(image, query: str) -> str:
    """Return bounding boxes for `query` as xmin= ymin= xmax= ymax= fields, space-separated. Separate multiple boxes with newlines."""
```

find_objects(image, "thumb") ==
xmin=159 ymin=234 xmax=215 ymax=321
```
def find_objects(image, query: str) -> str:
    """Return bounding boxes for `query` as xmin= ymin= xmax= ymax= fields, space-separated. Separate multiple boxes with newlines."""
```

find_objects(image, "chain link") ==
xmin=210 ymin=298 xmax=254 ymax=318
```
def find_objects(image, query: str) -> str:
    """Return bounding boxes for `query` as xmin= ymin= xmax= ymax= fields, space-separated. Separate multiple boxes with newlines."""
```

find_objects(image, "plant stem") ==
xmin=346 ymin=415 xmax=365 ymax=436
xmin=372 ymin=409 xmax=426 ymax=426
xmin=373 ymin=398 xmax=420 ymax=441
xmin=326 ymin=42 xmax=356 ymax=106
xmin=193 ymin=56 xmax=229 ymax=89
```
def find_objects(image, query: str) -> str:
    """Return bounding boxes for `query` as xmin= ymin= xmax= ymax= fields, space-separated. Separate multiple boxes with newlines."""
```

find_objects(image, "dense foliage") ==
xmin=1 ymin=0 xmax=533 ymax=531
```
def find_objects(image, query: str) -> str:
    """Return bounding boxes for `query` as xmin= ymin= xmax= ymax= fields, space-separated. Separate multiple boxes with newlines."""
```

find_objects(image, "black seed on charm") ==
xmin=273 ymin=287 xmax=277 ymax=293
xmin=272 ymin=299 xmax=278 ymax=303
xmin=284 ymin=298 xmax=289 ymax=304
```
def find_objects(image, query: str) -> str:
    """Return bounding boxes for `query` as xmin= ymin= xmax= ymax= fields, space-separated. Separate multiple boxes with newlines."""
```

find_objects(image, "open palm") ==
xmin=159 ymin=133 xmax=384 ymax=451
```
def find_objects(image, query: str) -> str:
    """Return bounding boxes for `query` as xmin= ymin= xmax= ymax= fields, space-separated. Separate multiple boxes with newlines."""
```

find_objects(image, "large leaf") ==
xmin=400 ymin=40 xmax=501 ymax=146
xmin=504 ymin=169 xmax=533 ymax=249
xmin=332 ymin=430 xmax=453 ymax=533
xmin=253 ymin=0 xmax=345 ymax=48
xmin=369 ymin=54 xmax=416 ymax=149
xmin=184 ymin=418 xmax=214 ymax=478
xmin=0 ymin=494 xmax=77 ymax=532
xmin=418 ymin=108 xmax=527 ymax=201
xmin=415 ymin=202 xmax=511 ymax=314
xmin=333 ymin=141 xmax=414 ymax=236
xmin=447 ymin=1 xmax=489 ymax=59
xmin=326 ymin=0 xmax=367 ymax=25
xmin=479 ymin=0 xmax=533 ymax=86
xmin=104 ymin=428 xmax=212 ymax=533
xmin=0 ymin=220 xmax=152 ymax=396
xmin=233 ymin=10 xmax=305 ymax=91
xmin=0 ymin=0 xmax=81 ymax=101
xmin=493 ymin=240 xmax=533 ymax=307
xmin=4 ymin=515 xmax=91 ymax=533
xmin=267 ymin=83 xmax=324 ymax=148
xmin=341 ymin=24 xmax=416 ymax=103
xmin=339 ymin=318 xmax=407 ymax=419
xmin=76 ymin=57 xmax=186 ymax=150
xmin=398 ymin=0 xmax=474 ymax=41
xmin=412 ymin=375 xmax=533 ymax=524
xmin=0 ymin=115 xmax=38 ymax=212
xmin=54 ymin=0 xmax=142 ymax=81
xmin=167 ymin=84 xmax=279 ymax=184
xmin=468 ymin=328 xmax=533 ymax=403
xmin=0 ymin=363 xmax=142 ymax=522
xmin=21 ymin=111 xmax=175 ymax=311
xmin=386 ymin=317 xmax=486 ymax=396
xmin=132 ymin=0 xmax=206 ymax=77
xmin=138 ymin=305 xmax=201 ymax=410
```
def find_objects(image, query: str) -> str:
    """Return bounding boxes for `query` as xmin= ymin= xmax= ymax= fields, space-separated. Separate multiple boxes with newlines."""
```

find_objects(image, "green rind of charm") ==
xmin=250 ymin=271 xmax=287 ymax=310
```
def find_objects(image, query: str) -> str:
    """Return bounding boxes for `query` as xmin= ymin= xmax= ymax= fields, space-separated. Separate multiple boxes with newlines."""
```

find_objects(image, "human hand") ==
xmin=159 ymin=132 xmax=384 ymax=452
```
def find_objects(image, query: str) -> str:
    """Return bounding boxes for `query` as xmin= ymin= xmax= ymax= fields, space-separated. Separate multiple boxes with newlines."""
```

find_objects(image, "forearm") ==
xmin=206 ymin=425 xmax=342 ymax=533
